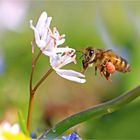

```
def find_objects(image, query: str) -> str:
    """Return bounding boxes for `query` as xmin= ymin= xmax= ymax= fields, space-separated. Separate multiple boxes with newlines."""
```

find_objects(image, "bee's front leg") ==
xmin=82 ymin=60 xmax=88 ymax=74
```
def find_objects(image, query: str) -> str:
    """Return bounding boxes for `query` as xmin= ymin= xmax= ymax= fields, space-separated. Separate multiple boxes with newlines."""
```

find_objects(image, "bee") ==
xmin=82 ymin=47 xmax=131 ymax=80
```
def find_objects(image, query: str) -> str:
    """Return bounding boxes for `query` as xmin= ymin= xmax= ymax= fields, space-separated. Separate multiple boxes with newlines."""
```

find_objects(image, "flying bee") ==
xmin=82 ymin=47 xmax=131 ymax=80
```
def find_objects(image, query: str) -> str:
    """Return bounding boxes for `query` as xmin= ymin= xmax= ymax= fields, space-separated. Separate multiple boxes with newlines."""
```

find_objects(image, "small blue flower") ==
xmin=62 ymin=132 xmax=81 ymax=140
xmin=30 ymin=132 xmax=37 ymax=139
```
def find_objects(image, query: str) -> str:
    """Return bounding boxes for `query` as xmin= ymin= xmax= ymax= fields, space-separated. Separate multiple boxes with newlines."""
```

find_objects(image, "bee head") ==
xmin=77 ymin=47 xmax=95 ymax=60
xmin=86 ymin=47 xmax=94 ymax=57
xmin=83 ymin=47 xmax=95 ymax=60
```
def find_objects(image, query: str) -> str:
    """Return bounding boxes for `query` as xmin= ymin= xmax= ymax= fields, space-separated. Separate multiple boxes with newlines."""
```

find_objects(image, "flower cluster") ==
xmin=0 ymin=122 xmax=31 ymax=140
xmin=30 ymin=12 xmax=86 ymax=83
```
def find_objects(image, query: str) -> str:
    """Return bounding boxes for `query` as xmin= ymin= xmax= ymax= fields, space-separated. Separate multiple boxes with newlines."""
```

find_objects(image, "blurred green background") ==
xmin=0 ymin=0 xmax=140 ymax=139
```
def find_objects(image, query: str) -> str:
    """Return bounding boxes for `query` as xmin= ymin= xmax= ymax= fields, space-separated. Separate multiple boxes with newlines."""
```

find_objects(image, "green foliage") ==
xmin=18 ymin=110 xmax=29 ymax=136
xmin=84 ymin=100 xmax=140 ymax=139
xmin=39 ymin=85 xmax=140 ymax=139
xmin=0 ymin=1 xmax=140 ymax=139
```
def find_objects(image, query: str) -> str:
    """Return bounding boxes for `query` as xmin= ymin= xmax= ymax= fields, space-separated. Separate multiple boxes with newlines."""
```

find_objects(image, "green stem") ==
xmin=39 ymin=85 xmax=140 ymax=139
xmin=27 ymin=92 xmax=35 ymax=131
xmin=33 ymin=68 xmax=53 ymax=93
xmin=27 ymin=40 xmax=53 ymax=131
xmin=27 ymin=45 xmax=44 ymax=131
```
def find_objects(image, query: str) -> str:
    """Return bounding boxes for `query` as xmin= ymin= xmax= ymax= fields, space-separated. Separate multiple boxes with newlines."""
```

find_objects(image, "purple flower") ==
xmin=62 ymin=132 xmax=82 ymax=140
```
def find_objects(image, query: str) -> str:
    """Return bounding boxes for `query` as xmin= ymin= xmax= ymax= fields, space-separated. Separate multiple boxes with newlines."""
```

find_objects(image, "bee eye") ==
xmin=89 ymin=50 xmax=94 ymax=56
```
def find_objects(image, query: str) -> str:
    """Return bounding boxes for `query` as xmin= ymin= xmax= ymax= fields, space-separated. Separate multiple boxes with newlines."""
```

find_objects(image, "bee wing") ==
xmin=103 ymin=49 xmax=115 ymax=56
xmin=103 ymin=49 xmax=121 ymax=62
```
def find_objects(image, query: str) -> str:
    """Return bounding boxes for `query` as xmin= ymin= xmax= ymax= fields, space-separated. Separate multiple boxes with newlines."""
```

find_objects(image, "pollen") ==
xmin=106 ymin=62 xmax=115 ymax=74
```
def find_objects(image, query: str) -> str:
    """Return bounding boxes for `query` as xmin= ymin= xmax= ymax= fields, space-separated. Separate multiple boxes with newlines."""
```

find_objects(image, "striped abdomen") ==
xmin=111 ymin=56 xmax=131 ymax=73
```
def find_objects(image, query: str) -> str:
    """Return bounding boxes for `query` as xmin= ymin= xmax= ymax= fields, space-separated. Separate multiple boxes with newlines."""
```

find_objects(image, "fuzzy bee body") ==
xmin=82 ymin=47 xmax=131 ymax=80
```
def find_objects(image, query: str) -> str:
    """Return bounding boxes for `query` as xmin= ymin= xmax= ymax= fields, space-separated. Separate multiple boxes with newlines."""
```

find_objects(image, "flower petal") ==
xmin=56 ymin=38 xmax=65 ymax=46
xmin=50 ymin=54 xmax=74 ymax=69
xmin=55 ymin=69 xmax=86 ymax=83
xmin=56 ymin=70 xmax=86 ymax=83
xmin=62 ymin=132 xmax=82 ymax=140
xmin=51 ymin=27 xmax=65 ymax=46
xmin=55 ymin=69 xmax=85 ymax=77
xmin=11 ymin=124 xmax=20 ymax=134
xmin=41 ymin=17 xmax=52 ymax=41
xmin=42 ymin=50 xmax=55 ymax=57
xmin=60 ymin=54 xmax=76 ymax=68
xmin=55 ymin=47 xmax=75 ymax=53
xmin=45 ymin=17 xmax=52 ymax=28
xmin=30 ymin=20 xmax=46 ymax=49
xmin=36 ymin=11 xmax=48 ymax=36
xmin=49 ymin=46 xmax=76 ymax=68
xmin=30 ymin=12 xmax=66 ymax=54
xmin=49 ymin=54 xmax=60 ymax=67
xmin=2 ymin=122 xmax=11 ymax=131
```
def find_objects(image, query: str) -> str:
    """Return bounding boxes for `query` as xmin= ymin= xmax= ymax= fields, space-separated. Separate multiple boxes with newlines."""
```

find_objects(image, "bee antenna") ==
xmin=75 ymin=49 xmax=85 ymax=59
xmin=75 ymin=50 xmax=82 ymax=53
xmin=79 ymin=54 xmax=84 ymax=59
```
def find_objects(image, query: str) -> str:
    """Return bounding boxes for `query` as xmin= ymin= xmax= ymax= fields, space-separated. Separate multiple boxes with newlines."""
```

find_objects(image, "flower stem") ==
xmin=27 ymin=41 xmax=42 ymax=131
xmin=30 ymin=43 xmax=42 ymax=95
xmin=27 ymin=68 xmax=53 ymax=131
xmin=27 ymin=41 xmax=54 ymax=131
xmin=27 ymin=91 xmax=35 ymax=131
xmin=33 ymin=68 xmax=53 ymax=93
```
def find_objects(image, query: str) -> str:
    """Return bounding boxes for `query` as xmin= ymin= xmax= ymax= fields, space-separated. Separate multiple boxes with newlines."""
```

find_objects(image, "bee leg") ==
xmin=95 ymin=66 xmax=97 ymax=75
xmin=100 ymin=65 xmax=104 ymax=77
xmin=82 ymin=60 xmax=88 ymax=74
xmin=104 ymin=71 xmax=112 ymax=82
xmin=105 ymin=72 xmax=110 ymax=80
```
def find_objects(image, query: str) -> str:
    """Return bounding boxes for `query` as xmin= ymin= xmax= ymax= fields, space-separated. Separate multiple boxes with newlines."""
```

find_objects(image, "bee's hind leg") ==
xmin=104 ymin=71 xmax=112 ymax=82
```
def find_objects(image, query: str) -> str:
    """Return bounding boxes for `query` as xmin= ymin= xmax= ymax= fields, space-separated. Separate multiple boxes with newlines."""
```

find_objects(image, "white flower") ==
xmin=30 ymin=11 xmax=65 ymax=56
xmin=0 ymin=121 xmax=31 ymax=140
xmin=30 ymin=11 xmax=86 ymax=83
xmin=56 ymin=69 xmax=86 ymax=83
xmin=0 ymin=122 xmax=19 ymax=135
xmin=50 ymin=48 xmax=86 ymax=83
xmin=49 ymin=27 xmax=65 ymax=46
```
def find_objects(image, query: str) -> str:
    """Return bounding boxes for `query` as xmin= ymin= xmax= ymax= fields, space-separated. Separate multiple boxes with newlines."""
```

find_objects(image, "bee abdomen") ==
xmin=116 ymin=57 xmax=131 ymax=73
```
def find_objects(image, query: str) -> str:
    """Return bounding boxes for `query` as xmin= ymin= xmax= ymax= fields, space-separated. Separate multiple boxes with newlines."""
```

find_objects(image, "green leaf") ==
xmin=39 ymin=85 xmax=140 ymax=139
xmin=18 ymin=110 xmax=29 ymax=136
